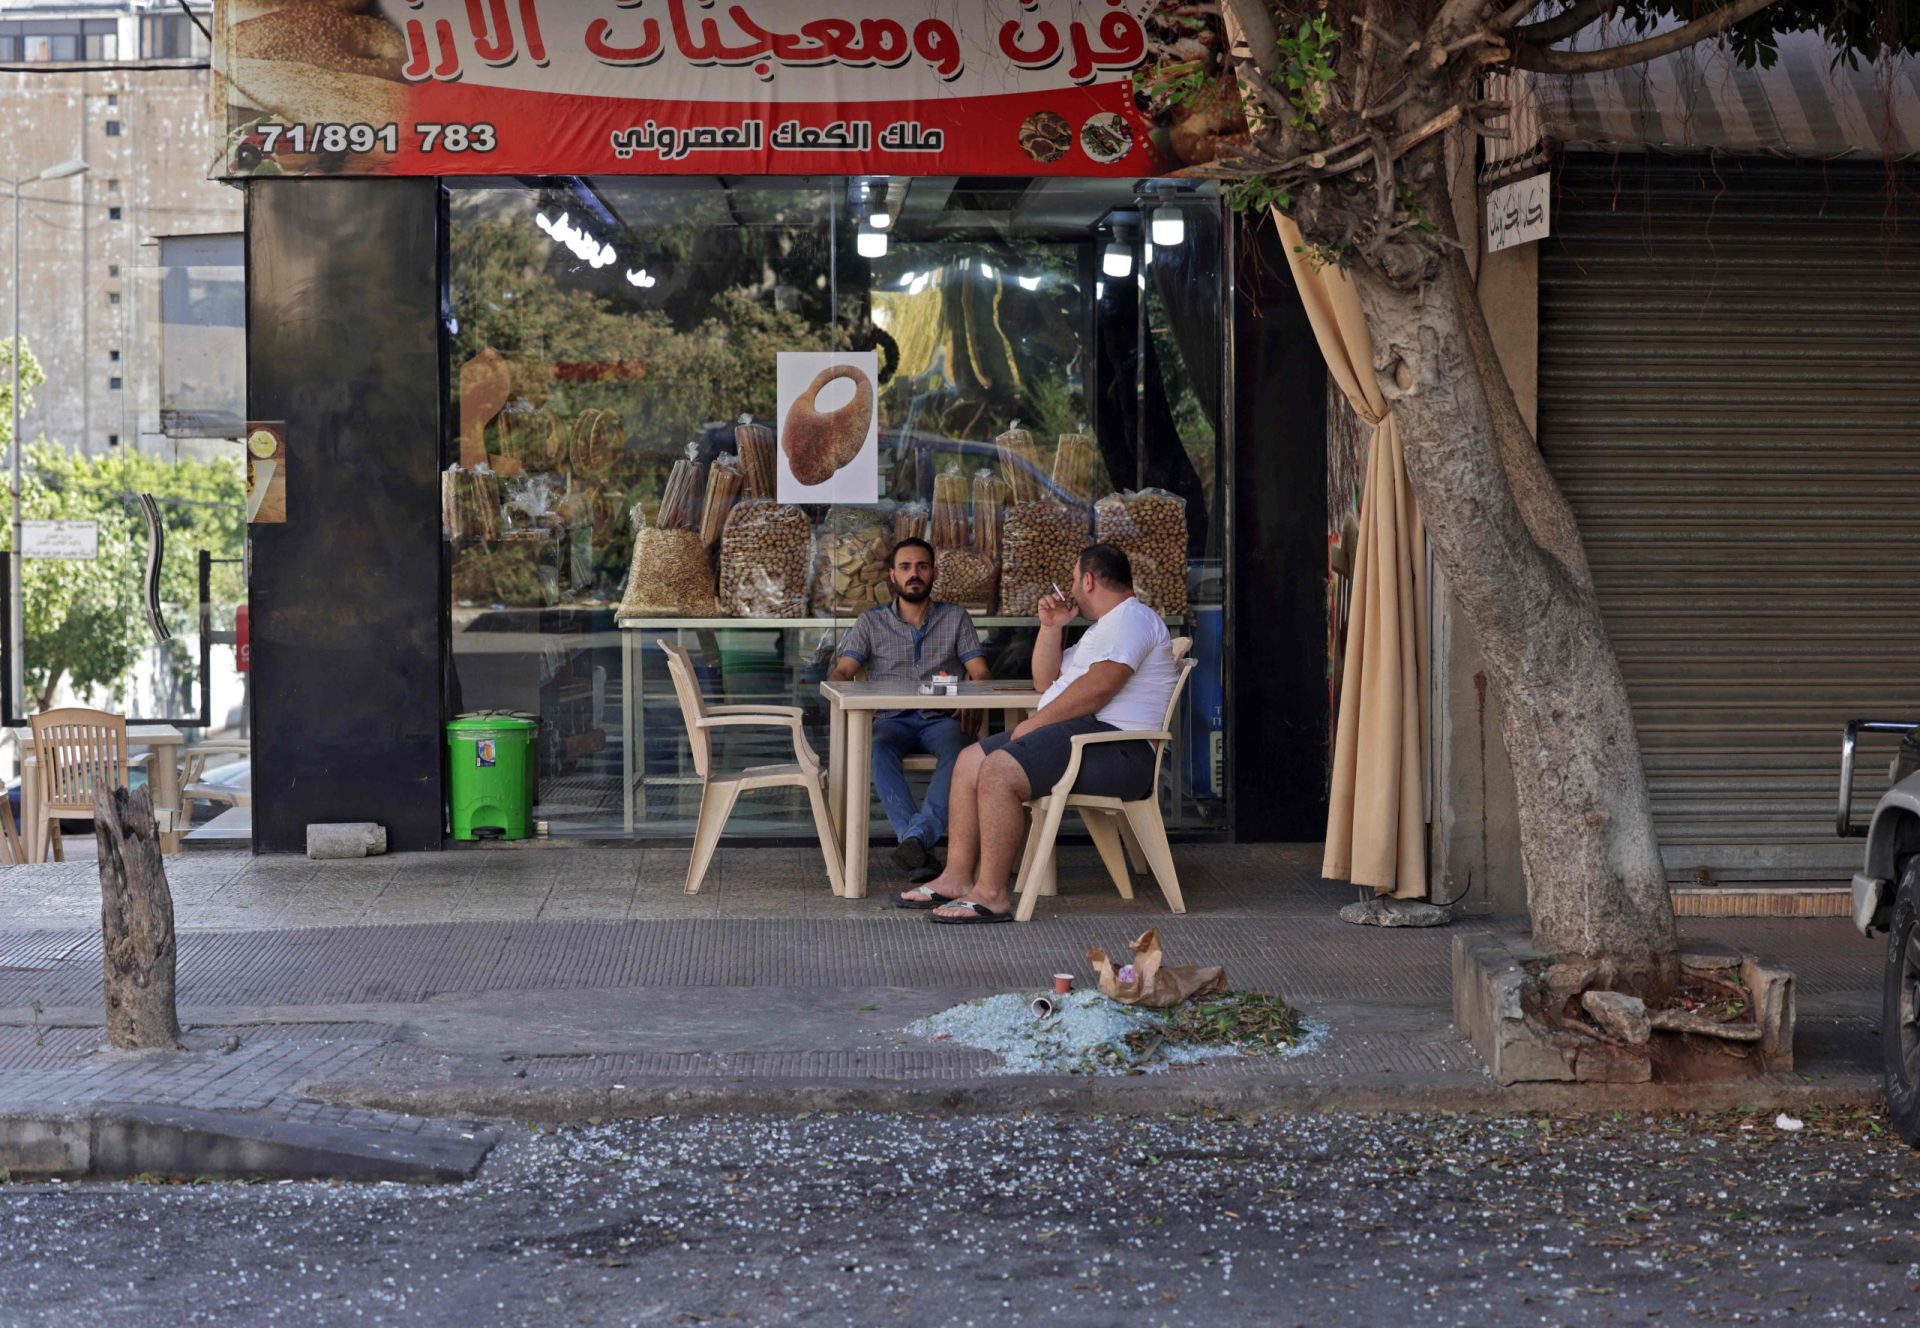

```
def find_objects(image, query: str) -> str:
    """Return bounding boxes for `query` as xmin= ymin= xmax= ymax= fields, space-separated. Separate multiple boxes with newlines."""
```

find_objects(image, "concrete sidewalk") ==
xmin=0 ymin=841 xmax=1887 ymax=1161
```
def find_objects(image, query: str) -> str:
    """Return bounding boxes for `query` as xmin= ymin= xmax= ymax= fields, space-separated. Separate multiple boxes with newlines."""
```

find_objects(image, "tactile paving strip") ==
xmin=0 ymin=916 xmax=1467 ymax=1008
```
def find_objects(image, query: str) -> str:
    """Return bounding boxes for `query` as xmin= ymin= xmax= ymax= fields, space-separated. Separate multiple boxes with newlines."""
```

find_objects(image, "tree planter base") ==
xmin=1453 ymin=933 xmax=1794 ymax=1086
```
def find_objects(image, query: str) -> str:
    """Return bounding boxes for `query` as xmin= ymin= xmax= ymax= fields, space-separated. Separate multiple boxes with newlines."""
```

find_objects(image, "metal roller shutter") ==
xmin=1540 ymin=155 xmax=1920 ymax=882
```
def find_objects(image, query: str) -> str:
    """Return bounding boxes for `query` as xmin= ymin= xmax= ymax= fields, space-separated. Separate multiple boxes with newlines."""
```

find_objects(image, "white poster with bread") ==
xmin=775 ymin=352 xmax=878 ymax=506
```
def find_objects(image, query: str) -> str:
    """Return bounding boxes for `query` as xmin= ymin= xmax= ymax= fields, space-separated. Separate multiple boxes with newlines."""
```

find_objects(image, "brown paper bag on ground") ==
xmin=1087 ymin=929 xmax=1227 ymax=1008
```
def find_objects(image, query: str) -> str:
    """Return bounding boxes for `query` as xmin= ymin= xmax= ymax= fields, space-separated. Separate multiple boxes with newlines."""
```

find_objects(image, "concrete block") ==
xmin=1742 ymin=957 xmax=1797 ymax=1073
xmin=307 ymin=823 xmax=388 ymax=860
xmin=1454 ymin=932 xmax=1576 ymax=1085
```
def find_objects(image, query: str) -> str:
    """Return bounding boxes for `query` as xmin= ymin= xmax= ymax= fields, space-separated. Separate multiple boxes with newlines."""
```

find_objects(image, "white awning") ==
xmin=1525 ymin=30 xmax=1920 ymax=160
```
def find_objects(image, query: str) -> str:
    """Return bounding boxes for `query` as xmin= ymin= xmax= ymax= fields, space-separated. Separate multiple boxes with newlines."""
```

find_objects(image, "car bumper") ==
xmin=1854 ymin=873 xmax=1889 ymax=936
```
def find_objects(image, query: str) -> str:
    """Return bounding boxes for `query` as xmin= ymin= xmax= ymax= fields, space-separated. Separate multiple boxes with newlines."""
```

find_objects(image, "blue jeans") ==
xmin=870 ymin=711 xmax=970 ymax=846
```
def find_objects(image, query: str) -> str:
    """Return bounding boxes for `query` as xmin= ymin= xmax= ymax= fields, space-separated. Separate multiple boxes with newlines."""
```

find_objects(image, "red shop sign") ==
xmin=215 ymin=1 xmax=1181 ymax=178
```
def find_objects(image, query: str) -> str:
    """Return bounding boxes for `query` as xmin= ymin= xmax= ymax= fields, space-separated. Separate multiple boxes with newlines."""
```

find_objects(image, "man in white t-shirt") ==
xmin=900 ymin=544 xmax=1178 ymax=923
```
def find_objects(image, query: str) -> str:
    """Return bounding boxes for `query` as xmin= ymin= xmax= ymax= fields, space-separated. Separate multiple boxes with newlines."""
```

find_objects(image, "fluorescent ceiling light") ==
xmin=1102 ymin=242 xmax=1132 ymax=278
xmin=856 ymin=230 xmax=887 ymax=259
xmin=1151 ymin=209 xmax=1185 ymax=247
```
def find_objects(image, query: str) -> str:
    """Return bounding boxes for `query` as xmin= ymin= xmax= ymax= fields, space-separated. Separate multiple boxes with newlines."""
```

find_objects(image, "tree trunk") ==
xmin=95 ymin=784 xmax=183 ymax=1049
xmin=1351 ymin=170 xmax=1679 ymax=986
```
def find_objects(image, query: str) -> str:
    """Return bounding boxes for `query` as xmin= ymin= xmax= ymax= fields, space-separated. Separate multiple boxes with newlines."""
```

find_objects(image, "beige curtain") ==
xmin=1276 ymin=216 xmax=1430 ymax=899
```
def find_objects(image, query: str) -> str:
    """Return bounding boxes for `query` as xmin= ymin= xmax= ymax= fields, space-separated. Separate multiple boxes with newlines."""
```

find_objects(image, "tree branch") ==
xmin=1512 ymin=0 xmax=1615 ymax=45
xmin=1222 ymin=0 xmax=1282 ymax=73
xmin=1490 ymin=0 xmax=1543 ymax=33
xmin=1514 ymin=0 xmax=1778 ymax=72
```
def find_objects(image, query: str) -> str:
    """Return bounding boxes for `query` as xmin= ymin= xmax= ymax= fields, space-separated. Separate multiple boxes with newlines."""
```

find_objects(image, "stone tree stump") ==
xmin=95 ymin=784 xmax=182 ymax=1050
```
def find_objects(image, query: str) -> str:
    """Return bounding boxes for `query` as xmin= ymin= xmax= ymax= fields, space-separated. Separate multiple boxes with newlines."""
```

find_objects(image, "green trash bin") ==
xmin=446 ymin=712 xmax=537 ymax=841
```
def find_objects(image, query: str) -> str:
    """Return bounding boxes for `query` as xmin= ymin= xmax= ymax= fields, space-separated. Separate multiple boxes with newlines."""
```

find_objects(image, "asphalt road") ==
xmin=2 ymin=1109 xmax=1916 ymax=1326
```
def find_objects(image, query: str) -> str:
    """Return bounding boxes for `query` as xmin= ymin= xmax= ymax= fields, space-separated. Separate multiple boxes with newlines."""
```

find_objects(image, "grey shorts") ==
xmin=979 ymin=716 xmax=1157 ymax=801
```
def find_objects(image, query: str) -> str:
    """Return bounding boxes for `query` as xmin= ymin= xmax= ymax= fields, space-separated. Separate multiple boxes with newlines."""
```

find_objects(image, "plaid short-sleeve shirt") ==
xmin=836 ymin=601 xmax=984 ymax=686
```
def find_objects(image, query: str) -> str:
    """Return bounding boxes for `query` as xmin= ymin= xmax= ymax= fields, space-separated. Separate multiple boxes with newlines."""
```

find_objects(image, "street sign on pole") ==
xmin=21 ymin=519 xmax=99 ymax=560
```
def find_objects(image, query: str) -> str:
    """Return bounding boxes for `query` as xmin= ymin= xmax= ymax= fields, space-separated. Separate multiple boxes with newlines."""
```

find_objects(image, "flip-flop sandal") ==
xmin=929 ymin=901 xmax=1013 ymax=925
xmin=895 ymin=886 xmax=960 ymax=910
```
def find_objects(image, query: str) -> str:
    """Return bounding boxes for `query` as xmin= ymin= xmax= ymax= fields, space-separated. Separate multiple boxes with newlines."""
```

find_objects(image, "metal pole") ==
xmin=9 ymin=178 xmax=22 ymax=722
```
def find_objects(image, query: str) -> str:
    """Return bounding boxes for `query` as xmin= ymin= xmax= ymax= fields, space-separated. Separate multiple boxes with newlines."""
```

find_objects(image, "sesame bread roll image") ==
xmin=781 ymin=365 xmax=874 ymax=487
xmin=228 ymin=59 xmax=407 ymax=131
xmin=232 ymin=4 xmax=407 ymax=80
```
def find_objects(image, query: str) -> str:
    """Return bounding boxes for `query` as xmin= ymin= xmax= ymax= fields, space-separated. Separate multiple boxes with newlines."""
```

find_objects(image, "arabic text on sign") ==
xmin=401 ymin=0 xmax=1149 ymax=84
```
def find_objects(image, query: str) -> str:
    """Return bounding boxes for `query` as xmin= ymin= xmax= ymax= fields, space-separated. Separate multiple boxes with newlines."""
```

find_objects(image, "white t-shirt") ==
xmin=1038 ymin=596 xmax=1178 ymax=732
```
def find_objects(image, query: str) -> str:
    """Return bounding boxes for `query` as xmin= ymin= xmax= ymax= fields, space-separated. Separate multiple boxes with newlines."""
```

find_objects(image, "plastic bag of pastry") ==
xmin=810 ymin=505 xmax=892 ymax=617
xmin=718 ymin=500 xmax=813 ymax=618
xmin=499 ymin=406 xmax=567 ymax=474
xmin=892 ymin=501 xmax=929 ymax=545
xmin=570 ymin=407 xmax=623 ymax=474
xmin=1050 ymin=430 xmax=1102 ymax=502
xmin=656 ymin=443 xmax=706 ymax=533
xmin=994 ymin=421 xmax=1043 ymax=505
xmin=971 ymin=467 xmax=1009 ymax=564
xmin=699 ymin=452 xmax=743 ymax=548
xmin=442 ymin=465 xmax=471 ymax=542
xmin=930 ymin=464 xmax=970 ymax=551
xmin=999 ymin=501 xmax=1088 ymax=616
xmin=734 ymin=415 xmax=777 ymax=499
xmin=618 ymin=501 xmax=718 ymax=618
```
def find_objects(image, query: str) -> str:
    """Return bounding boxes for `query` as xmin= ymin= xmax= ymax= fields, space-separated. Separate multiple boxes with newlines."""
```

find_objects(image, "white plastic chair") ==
xmin=1011 ymin=639 xmax=1196 ymax=923
xmin=659 ymin=641 xmax=844 ymax=895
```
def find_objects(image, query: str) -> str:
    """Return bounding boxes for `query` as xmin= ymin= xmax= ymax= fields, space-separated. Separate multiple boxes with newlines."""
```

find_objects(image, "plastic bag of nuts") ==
xmin=618 ymin=501 xmax=718 ymax=618
xmin=1095 ymin=488 xmax=1189 ymax=614
xmin=718 ymin=500 xmax=813 ymax=618
xmin=811 ymin=505 xmax=892 ymax=617
xmin=934 ymin=548 xmax=996 ymax=611
xmin=999 ymin=501 xmax=1088 ymax=615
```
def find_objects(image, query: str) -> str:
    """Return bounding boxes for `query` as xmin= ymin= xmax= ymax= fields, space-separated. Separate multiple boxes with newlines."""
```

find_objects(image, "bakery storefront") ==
xmin=226 ymin=2 xmax=1331 ymax=853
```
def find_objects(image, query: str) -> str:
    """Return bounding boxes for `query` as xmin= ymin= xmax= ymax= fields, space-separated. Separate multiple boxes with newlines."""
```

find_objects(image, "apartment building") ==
xmin=2 ymin=0 xmax=240 ymax=456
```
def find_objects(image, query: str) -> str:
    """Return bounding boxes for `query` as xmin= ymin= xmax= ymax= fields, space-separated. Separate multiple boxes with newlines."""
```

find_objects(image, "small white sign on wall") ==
xmin=1486 ymin=173 xmax=1550 ymax=253
xmin=21 ymin=520 xmax=99 ymax=560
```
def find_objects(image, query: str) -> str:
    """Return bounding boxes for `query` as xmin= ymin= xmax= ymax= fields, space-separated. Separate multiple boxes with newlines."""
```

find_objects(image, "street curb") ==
xmin=0 ymin=1105 xmax=498 ymax=1182
xmin=310 ymin=1070 xmax=1885 ymax=1123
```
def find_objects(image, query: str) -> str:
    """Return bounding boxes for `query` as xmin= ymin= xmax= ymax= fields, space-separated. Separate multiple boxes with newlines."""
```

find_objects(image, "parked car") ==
xmin=1838 ymin=720 xmax=1920 ymax=1142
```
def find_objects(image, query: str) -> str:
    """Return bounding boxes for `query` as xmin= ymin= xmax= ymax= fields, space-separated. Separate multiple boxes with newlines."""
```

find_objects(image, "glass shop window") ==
xmin=445 ymin=177 xmax=1227 ymax=839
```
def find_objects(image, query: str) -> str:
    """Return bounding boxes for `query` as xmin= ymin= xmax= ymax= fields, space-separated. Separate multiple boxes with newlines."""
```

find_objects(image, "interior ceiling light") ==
xmin=868 ymin=211 xmax=892 ymax=230
xmin=1017 ymin=274 xmax=1042 ymax=291
xmin=1102 ymin=241 xmax=1133 ymax=278
xmin=1151 ymin=208 xmax=1186 ymax=247
xmin=856 ymin=230 xmax=888 ymax=259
